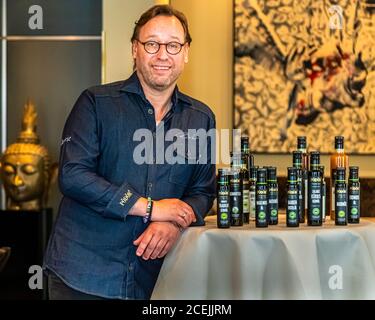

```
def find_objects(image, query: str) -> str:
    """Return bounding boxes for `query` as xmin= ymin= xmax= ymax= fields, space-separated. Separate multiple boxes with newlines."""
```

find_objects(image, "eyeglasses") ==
xmin=137 ymin=40 xmax=185 ymax=55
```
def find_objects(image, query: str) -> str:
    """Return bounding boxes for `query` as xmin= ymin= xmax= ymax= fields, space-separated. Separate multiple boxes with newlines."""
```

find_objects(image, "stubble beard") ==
xmin=138 ymin=63 xmax=180 ymax=92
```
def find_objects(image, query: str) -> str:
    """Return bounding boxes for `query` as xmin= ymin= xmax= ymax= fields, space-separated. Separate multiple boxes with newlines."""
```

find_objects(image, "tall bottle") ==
xmin=256 ymin=168 xmax=268 ymax=228
xmin=330 ymin=136 xmax=349 ymax=220
xmin=297 ymin=136 xmax=309 ymax=219
xmin=249 ymin=166 xmax=258 ymax=221
xmin=231 ymin=151 xmax=250 ymax=224
xmin=230 ymin=169 xmax=243 ymax=226
xmin=267 ymin=167 xmax=278 ymax=225
xmin=293 ymin=151 xmax=305 ymax=223
xmin=297 ymin=136 xmax=309 ymax=171
xmin=320 ymin=165 xmax=326 ymax=222
xmin=348 ymin=166 xmax=360 ymax=224
xmin=308 ymin=152 xmax=323 ymax=226
xmin=241 ymin=160 xmax=250 ymax=224
xmin=286 ymin=167 xmax=299 ymax=227
xmin=335 ymin=168 xmax=348 ymax=226
xmin=217 ymin=169 xmax=230 ymax=228
xmin=241 ymin=136 xmax=254 ymax=171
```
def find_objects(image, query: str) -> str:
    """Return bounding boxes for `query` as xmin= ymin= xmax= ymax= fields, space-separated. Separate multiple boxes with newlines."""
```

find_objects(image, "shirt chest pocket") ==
xmin=168 ymin=149 xmax=196 ymax=187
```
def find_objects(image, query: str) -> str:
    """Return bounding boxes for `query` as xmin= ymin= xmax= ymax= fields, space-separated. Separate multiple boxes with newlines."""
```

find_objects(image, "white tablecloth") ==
xmin=151 ymin=216 xmax=375 ymax=300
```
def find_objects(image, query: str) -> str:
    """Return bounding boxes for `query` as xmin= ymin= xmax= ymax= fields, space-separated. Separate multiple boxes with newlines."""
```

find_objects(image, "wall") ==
xmin=171 ymin=0 xmax=375 ymax=177
xmin=171 ymin=0 xmax=233 ymax=168
xmin=103 ymin=0 xmax=155 ymax=82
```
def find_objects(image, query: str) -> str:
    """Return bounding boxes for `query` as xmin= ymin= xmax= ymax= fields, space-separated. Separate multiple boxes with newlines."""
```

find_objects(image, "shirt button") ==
xmin=148 ymin=182 xmax=153 ymax=188
xmin=148 ymin=108 xmax=154 ymax=115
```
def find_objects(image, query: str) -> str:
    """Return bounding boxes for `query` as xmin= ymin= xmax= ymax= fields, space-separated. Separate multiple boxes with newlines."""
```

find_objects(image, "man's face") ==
xmin=132 ymin=15 xmax=189 ymax=91
xmin=0 ymin=154 xmax=45 ymax=202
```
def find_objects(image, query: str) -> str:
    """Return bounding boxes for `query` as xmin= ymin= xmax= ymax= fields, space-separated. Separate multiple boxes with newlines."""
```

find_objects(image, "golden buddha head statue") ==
xmin=0 ymin=101 xmax=57 ymax=210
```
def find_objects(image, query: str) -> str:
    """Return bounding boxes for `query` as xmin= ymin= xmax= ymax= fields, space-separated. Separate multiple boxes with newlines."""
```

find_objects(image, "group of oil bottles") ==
xmin=217 ymin=135 xmax=360 ymax=228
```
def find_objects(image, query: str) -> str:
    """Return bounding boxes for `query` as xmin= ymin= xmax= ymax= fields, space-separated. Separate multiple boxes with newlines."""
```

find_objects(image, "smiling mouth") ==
xmin=152 ymin=65 xmax=171 ymax=71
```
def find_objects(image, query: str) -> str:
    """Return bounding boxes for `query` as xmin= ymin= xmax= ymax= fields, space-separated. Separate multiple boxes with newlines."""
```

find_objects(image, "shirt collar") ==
xmin=119 ymin=72 xmax=192 ymax=111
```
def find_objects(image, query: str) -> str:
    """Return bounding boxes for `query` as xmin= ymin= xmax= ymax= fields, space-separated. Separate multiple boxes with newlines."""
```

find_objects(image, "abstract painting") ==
xmin=234 ymin=0 xmax=375 ymax=153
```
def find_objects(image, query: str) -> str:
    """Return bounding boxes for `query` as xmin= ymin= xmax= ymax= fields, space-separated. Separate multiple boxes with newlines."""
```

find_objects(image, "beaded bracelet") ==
xmin=143 ymin=197 xmax=153 ymax=223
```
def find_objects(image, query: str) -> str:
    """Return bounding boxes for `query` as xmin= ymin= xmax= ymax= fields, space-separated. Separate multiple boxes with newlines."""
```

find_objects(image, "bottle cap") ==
xmin=257 ymin=168 xmax=267 ymax=183
xmin=267 ymin=166 xmax=277 ymax=181
xmin=297 ymin=136 xmax=307 ymax=150
xmin=287 ymin=167 xmax=297 ymax=182
xmin=293 ymin=151 xmax=303 ymax=167
xmin=310 ymin=151 xmax=320 ymax=169
xmin=349 ymin=166 xmax=359 ymax=180
xmin=336 ymin=167 xmax=346 ymax=182
xmin=335 ymin=136 xmax=344 ymax=150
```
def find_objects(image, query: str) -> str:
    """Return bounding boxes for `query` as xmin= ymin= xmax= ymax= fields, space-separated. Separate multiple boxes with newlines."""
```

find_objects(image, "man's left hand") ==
xmin=133 ymin=222 xmax=181 ymax=260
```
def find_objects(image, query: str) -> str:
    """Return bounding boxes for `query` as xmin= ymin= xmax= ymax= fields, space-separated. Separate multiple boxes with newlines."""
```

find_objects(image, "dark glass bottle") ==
xmin=241 ymin=136 xmax=254 ymax=171
xmin=293 ymin=151 xmax=305 ymax=223
xmin=330 ymin=136 xmax=349 ymax=221
xmin=241 ymin=161 xmax=250 ymax=224
xmin=297 ymin=137 xmax=309 ymax=218
xmin=286 ymin=167 xmax=299 ymax=227
xmin=231 ymin=151 xmax=249 ymax=224
xmin=230 ymin=169 xmax=243 ymax=226
xmin=348 ymin=166 xmax=360 ymax=224
xmin=263 ymin=166 xmax=270 ymax=223
xmin=335 ymin=168 xmax=348 ymax=226
xmin=297 ymin=136 xmax=309 ymax=171
xmin=267 ymin=166 xmax=278 ymax=225
xmin=217 ymin=169 xmax=230 ymax=228
xmin=320 ymin=166 xmax=326 ymax=222
xmin=308 ymin=152 xmax=323 ymax=226
xmin=256 ymin=168 xmax=268 ymax=228
xmin=249 ymin=166 xmax=258 ymax=221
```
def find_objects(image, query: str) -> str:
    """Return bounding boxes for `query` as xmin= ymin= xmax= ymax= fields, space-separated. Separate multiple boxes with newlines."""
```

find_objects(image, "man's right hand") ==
xmin=152 ymin=199 xmax=196 ymax=229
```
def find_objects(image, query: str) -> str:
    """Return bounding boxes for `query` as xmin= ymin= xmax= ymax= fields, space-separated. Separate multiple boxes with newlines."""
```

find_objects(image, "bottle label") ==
xmin=304 ymin=173 xmax=308 ymax=210
xmin=230 ymin=182 xmax=243 ymax=226
xmin=217 ymin=188 xmax=230 ymax=227
xmin=243 ymin=181 xmax=250 ymax=214
xmin=287 ymin=188 xmax=299 ymax=226
xmin=297 ymin=177 xmax=304 ymax=222
xmin=308 ymin=180 xmax=322 ymax=224
xmin=335 ymin=185 xmax=347 ymax=224
xmin=256 ymin=188 xmax=268 ymax=226
xmin=348 ymin=184 xmax=360 ymax=221
xmin=268 ymin=186 xmax=278 ymax=223
xmin=249 ymin=184 xmax=256 ymax=220
xmin=322 ymin=181 xmax=326 ymax=220
xmin=331 ymin=169 xmax=336 ymax=213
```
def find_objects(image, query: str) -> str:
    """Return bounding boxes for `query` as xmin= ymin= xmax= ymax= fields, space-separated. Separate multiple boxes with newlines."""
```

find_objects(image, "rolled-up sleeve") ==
xmin=59 ymin=89 xmax=140 ymax=221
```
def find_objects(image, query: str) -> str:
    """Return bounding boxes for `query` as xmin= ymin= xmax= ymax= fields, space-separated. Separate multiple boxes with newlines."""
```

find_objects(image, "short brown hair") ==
xmin=131 ymin=5 xmax=192 ymax=45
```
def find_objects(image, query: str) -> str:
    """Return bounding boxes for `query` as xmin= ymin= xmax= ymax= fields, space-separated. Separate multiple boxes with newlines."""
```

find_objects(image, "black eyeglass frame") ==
xmin=136 ymin=40 xmax=186 ymax=55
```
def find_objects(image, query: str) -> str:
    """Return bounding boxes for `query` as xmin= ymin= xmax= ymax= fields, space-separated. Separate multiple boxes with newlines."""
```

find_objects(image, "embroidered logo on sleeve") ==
xmin=61 ymin=136 xmax=72 ymax=146
xmin=119 ymin=190 xmax=133 ymax=206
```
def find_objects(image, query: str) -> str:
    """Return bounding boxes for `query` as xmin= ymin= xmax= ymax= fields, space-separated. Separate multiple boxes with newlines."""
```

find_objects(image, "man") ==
xmin=43 ymin=5 xmax=216 ymax=300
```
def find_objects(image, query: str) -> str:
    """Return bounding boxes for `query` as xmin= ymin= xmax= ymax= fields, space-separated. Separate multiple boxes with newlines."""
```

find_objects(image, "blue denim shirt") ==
xmin=43 ymin=72 xmax=216 ymax=299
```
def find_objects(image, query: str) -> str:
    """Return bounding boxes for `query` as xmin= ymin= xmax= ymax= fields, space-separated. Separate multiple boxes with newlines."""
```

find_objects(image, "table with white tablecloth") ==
xmin=151 ymin=216 xmax=375 ymax=300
